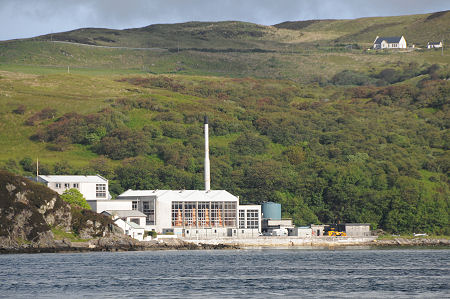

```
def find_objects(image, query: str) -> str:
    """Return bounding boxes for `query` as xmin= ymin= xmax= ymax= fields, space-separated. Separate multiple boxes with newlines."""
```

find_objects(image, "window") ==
xmin=210 ymin=202 xmax=223 ymax=227
xmin=64 ymin=183 xmax=70 ymax=189
xmin=132 ymin=201 xmax=138 ymax=210
xmin=142 ymin=200 xmax=155 ymax=225
xmin=55 ymin=183 xmax=61 ymax=188
xmin=96 ymin=184 xmax=106 ymax=198
xmin=183 ymin=202 xmax=196 ymax=227
xmin=239 ymin=210 xmax=245 ymax=228
xmin=130 ymin=218 xmax=140 ymax=225
xmin=197 ymin=202 xmax=210 ymax=227
xmin=223 ymin=202 xmax=237 ymax=227
xmin=246 ymin=210 xmax=259 ymax=229
xmin=73 ymin=183 xmax=79 ymax=189
xmin=172 ymin=201 xmax=183 ymax=227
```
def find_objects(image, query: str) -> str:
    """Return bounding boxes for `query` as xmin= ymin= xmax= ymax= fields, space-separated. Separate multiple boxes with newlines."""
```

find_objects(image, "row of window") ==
xmin=55 ymin=183 xmax=79 ymax=189
xmin=239 ymin=209 xmax=259 ymax=229
xmin=172 ymin=201 xmax=237 ymax=227
xmin=54 ymin=183 xmax=106 ymax=198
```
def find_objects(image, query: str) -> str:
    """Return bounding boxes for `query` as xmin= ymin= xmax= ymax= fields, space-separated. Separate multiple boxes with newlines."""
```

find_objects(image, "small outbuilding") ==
xmin=338 ymin=223 xmax=371 ymax=237
xmin=113 ymin=218 xmax=145 ymax=241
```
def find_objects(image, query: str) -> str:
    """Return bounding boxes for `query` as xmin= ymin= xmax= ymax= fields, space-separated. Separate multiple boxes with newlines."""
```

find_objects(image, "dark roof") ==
xmin=428 ymin=42 xmax=441 ymax=45
xmin=374 ymin=36 xmax=403 ymax=44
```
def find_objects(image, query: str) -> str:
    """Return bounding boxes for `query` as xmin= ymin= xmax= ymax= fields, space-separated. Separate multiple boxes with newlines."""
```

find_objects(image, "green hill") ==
xmin=1 ymin=11 xmax=449 ymax=83
xmin=0 ymin=11 xmax=448 ymax=235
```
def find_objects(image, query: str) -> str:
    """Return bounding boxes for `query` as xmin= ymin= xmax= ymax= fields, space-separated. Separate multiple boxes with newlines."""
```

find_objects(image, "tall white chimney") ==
xmin=204 ymin=115 xmax=211 ymax=191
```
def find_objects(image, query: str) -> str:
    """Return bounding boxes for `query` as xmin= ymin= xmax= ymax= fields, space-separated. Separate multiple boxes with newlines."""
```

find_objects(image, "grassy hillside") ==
xmin=1 ymin=11 xmax=449 ymax=83
xmin=0 ymin=11 xmax=448 ymax=234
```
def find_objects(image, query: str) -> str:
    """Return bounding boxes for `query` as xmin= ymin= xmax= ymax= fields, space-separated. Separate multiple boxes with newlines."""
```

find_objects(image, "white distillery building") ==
xmin=38 ymin=175 xmax=110 ymax=200
xmin=373 ymin=36 xmax=407 ymax=49
xmin=88 ymin=189 xmax=261 ymax=238
xmin=88 ymin=116 xmax=262 ymax=239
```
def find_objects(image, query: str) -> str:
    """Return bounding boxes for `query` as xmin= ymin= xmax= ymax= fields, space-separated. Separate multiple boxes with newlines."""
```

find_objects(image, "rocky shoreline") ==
xmin=0 ymin=235 xmax=237 ymax=254
xmin=1 ymin=236 xmax=449 ymax=254
xmin=372 ymin=237 xmax=450 ymax=247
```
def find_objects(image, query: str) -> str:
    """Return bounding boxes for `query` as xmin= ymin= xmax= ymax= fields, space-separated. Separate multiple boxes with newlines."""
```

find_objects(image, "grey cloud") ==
xmin=0 ymin=0 xmax=448 ymax=40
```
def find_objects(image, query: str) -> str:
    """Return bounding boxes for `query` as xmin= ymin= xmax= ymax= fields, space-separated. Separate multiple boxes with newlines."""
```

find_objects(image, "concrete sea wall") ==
xmin=185 ymin=236 xmax=378 ymax=247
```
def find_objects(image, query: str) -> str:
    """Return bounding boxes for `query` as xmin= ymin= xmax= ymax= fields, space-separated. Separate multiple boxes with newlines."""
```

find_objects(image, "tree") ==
xmin=60 ymin=188 xmax=91 ymax=210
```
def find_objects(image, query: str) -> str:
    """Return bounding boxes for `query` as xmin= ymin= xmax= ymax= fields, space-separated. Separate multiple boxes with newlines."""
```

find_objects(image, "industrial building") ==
xmin=87 ymin=116 xmax=261 ymax=238
xmin=88 ymin=189 xmax=261 ymax=238
xmin=42 ymin=115 xmax=370 ymax=241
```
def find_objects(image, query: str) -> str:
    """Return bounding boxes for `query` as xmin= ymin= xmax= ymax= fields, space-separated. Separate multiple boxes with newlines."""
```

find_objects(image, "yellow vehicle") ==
xmin=326 ymin=229 xmax=347 ymax=237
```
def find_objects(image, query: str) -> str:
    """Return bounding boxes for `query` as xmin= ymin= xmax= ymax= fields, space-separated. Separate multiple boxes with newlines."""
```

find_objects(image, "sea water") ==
xmin=0 ymin=248 xmax=448 ymax=298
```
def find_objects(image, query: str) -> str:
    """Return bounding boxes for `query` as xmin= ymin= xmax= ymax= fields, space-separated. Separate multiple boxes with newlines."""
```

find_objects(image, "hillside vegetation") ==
xmin=0 ymin=11 xmax=449 ymax=234
xmin=1 ymin=11 xmax=449 ymax=83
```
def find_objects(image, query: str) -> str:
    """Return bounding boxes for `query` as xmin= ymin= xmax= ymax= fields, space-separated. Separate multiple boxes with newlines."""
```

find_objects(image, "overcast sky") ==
xmin=1 ymin=0 xmax=449 ymax=41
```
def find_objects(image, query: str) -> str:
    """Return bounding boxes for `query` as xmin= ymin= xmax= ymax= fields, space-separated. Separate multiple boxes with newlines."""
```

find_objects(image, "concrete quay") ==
xmin=185 ymin=236 xmax=378 ymax=247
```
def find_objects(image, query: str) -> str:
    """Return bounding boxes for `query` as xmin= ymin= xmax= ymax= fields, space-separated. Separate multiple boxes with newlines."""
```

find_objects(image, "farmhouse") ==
xmin=427 ymin=41 xmax=443 ymax=48
xmin=38 ymin=174 xmax=110 ymax=200
xmin=373 ymin=36 xmax=407 ymax=49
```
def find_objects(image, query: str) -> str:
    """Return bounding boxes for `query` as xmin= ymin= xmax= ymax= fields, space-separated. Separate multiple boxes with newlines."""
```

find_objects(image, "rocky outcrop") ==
xmin=0 ymin=171 xmax=236 ymax=254
xmin=373 ymin=237 xmax=450 ymax=246
xmin=0 ymin=170 xmax=123 ymax=252
xmin=0 ymin=170 xmax=71 ymax=249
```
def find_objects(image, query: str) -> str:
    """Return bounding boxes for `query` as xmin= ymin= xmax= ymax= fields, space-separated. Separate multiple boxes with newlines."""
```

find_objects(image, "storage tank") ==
xmin=262 ymin=202 xmax=281 ymax=220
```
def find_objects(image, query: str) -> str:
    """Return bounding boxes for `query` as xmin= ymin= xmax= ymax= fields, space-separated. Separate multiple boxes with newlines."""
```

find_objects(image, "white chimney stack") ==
xmin=204 ymin=115 xmax=211 ymax=191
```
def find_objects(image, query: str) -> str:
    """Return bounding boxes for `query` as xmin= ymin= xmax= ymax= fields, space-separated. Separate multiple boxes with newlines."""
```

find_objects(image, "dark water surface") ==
xmin=0 ymin=248 xmax=449 ymax=298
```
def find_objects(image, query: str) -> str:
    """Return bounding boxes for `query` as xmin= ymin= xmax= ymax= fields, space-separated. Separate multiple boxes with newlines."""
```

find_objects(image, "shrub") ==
xmin=12 ymin=105 xmax=26 ymax=115
xmin=25 ymin=108 xmax=57 ymax=126
xmin=331 ymin=70 xmax=375 ymax=86
xmin=60 ymin=188 xmax=91 ymax=209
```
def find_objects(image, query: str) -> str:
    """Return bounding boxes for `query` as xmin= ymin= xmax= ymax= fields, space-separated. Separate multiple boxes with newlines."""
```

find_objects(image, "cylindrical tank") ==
xmin=262 ymin=202 xmax=281 ymax=220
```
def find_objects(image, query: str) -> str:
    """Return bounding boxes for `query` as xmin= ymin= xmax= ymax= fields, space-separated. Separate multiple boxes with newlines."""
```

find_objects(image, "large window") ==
xmin=223 ymin=202 xmax=236 ymax=227
xmin=171 ymin=201 xmax=237 ymax=227
xmin=198 ymin=202 xmax=210 ymax=227
xmin=132 ymin=201 xmax=138 ymax=210
xmin=210 ymin=202 xmax=223 ymax=227
xmin=96 ymin=184 xmax=106 ymax=198
xmin=172 ymin=202 xmax=183 ymax=227
xmin=246 ymin=210 xmax=259 ymax=229
xmin=184 ymin=202 xmax=196 ymax=227
xmin=142 ymin=200 xmax=155 ymax=225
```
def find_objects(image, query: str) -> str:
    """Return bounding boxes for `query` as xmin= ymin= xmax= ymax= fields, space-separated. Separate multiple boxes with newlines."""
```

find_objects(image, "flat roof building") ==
xmin=87 ymin=189 xmax=262 ymax=238
xmin=38 ymin=174 xmax=110 ymax=201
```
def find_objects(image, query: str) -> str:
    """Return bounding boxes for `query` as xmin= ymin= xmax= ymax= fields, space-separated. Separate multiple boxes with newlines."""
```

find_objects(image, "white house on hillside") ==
xmin=427 ymin=41 xmax=442 ymax=49
xmin=38 ymin=175 xmax=110 ymax=200
xmin=373 ymin=36 xmax=407 ymax=49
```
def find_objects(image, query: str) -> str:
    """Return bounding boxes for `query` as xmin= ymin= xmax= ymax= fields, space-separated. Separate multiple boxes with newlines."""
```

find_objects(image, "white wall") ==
xmin=88 ymin=200 xmax=133 ymax=213
xmin=80 ymin=183 xmax=98 ymax=200
xmin=45 ymin=180 xmax=108 ymax=201
xmin=155 ymin=199 xmax=172 ymax=232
